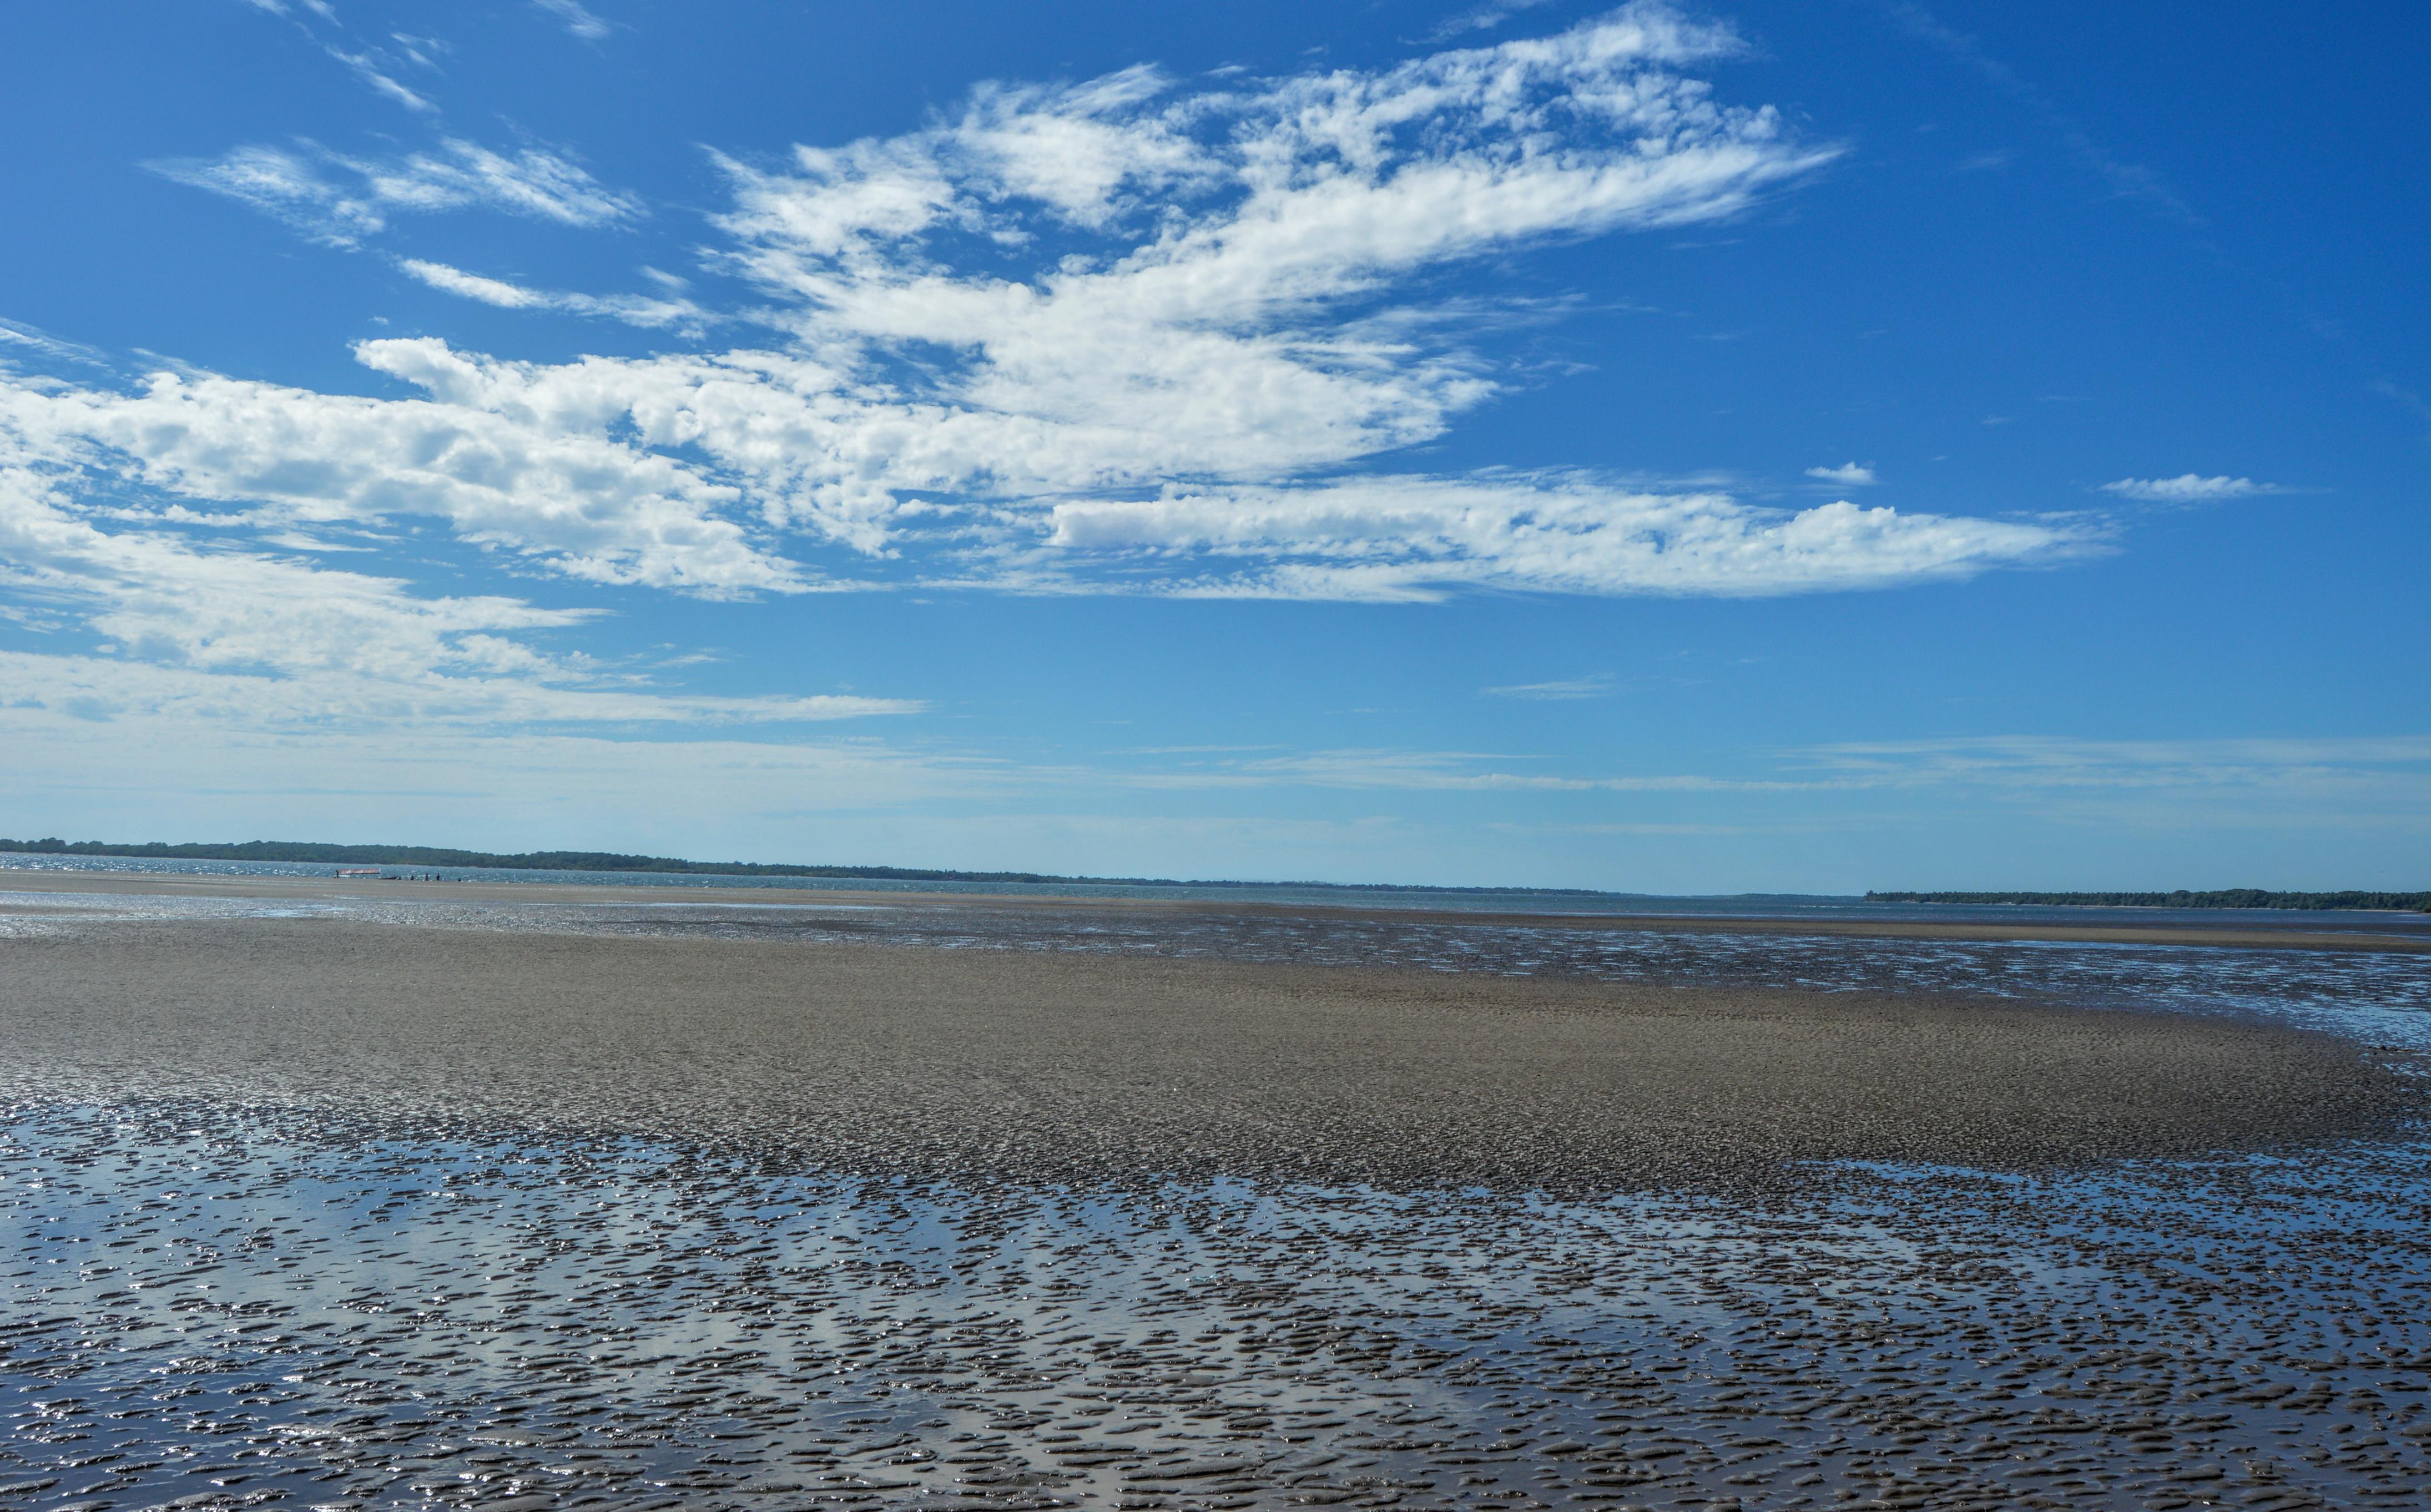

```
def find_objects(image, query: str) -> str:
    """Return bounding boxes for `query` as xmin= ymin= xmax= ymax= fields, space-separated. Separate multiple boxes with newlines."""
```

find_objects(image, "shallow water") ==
xmin=6 ymin=1102 xmax=2430 ymax=1510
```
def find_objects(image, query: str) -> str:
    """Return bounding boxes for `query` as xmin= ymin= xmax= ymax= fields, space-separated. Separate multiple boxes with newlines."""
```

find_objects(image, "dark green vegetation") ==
xmin=1871 ymin=889 xmax=2431 ymax=913
xmin=0 ymin=836 xmax=1593 ymax=895
xmin=0 ymin=835 xmax=1080 ymax=883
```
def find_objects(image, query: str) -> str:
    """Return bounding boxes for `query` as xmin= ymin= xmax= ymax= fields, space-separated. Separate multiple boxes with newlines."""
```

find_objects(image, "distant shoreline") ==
xmin=2 ymin=839 xmax=2421 ymax=914
xmin=0 ymin=836 xmax=1605 ymax=896
xmin=1869 ymin=889 xmax=2431 ymax=914
xmin=5 ymin=871 xmax=2427 ymax=953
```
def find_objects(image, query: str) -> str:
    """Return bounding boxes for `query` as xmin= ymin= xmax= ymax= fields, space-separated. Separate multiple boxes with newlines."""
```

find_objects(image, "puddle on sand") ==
xmin=7 ymin=1100 xmax=2431 ymax=1510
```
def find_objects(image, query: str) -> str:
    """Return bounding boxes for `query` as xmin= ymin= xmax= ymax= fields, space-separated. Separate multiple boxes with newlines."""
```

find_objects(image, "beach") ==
xmin=0 ymin=907 xmax=2414 ymax=1191
xmin=5 ymin=874 xmax=2430 ymax=1508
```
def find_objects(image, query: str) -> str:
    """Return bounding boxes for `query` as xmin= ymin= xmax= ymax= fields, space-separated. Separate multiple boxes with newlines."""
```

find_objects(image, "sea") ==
xmin=5 ymin=855 xmax=2430 ymax=1509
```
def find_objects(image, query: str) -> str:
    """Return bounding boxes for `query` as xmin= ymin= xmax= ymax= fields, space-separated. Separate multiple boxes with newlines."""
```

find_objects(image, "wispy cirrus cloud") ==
xmin=239 ymin=0 xmax=446 ymax=113
xmin=533 ymin=0 xmax=614 ymax=41
xmin=1035 ymin=477 xmax=2075 ymax=601
xmin=0 ymin=319 xmax=107 ymax=371
xmin=1880 ymin=0 xmax=2202 ymax=229
xmin=397 ymin=259 xmax=703 ymax=329
xmin=1792 ymin=734 xmax=2431 ymax=830
xmin=152 ymin=139 xmax=642 ymax=247
xmin=1108 ymin=734 xmax=2431 ymax=820
xmin=1424 ymin=0 xmax=1558 ymax=42
xmin=2098 ymin=474 xmax=2288 ymax=504
xmin=0 ymin=460 xmax=908 ymax=730
xmin=1119 ymin=747 xmax=1817 ymax=794
xmin=325 ymin=46 xmax=436 ymax=113
xmin=1483 ymin=674 xmax=1613 ymax=700
xmin=1800 ymin=733 xmax=2431 ymax=788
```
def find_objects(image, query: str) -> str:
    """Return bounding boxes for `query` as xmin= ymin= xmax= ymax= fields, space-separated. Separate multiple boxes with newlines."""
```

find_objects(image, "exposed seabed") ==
xmin=7 ymin=1098 xmax=2430 ymax=1511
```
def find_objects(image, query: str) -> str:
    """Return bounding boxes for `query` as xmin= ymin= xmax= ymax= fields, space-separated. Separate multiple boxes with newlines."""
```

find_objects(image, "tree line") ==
xmin=1868 ymin=889 xmax=2431 ymax=913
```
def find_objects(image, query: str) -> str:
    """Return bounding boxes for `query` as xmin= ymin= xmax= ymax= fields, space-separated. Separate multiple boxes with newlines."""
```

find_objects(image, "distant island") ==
xmin=0 ymin=836 xmax=1602 ymax=896
xmin=1869 ymin=889 xmax=2431 ymax=913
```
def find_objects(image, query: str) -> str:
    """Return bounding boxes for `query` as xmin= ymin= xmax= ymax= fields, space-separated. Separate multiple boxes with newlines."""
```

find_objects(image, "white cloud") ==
xmin=398 ymin=259 xmax=703 ymax=329
xmin=1790 ymin=734 xmax=2431 ymax=831
xmin=153 ymin=139 xmax=643 ymax=246
xmin=669 ymin=7 xmax=1833 ymax=551
xmin=236 ymin=0 xmax=443 ymax=112
xmin=1038 ymin=477 xmax=2077 ymax=601
xmin=1427 ymin=0 xmax=1559 ymax=42
xmin=0 ymin=462 xmax=909 ymax=729
xmin=1110 ymin=733 xmax=2431 ymax=821
xmin=2 ymin=3 xmax=2095 ymax=755
xmin=1804 ymin=461 xmax=1877 ymax=486
xmin=1800 ymin=734 xmax=2431 ymax=791
xmin=2098 ymin=473 xmax=2284 ymax=504
xmin=0 ymin=649 xmax=913 ymax=729
xmin=326 ymin=47 xmax=437 ymax=113
xmin=533 ymin=0 xmax=613 ymax=41
xmin=1119 ymin=746 xmax=1814 ymax=793
xmin=400 ymin=259 xmax=552 ymax=309
xmin=0 ymin=319 xmax=106 ymax=370
xmin=319 ymin=8 xmax=2055 ymax=598
xmin=0 ymin=710 xmax=992 ymax=869
xmin=1483 ymin=674 xmax=1612 ymax=699
xmin=1 ymin=357 xmax=795 ymax=595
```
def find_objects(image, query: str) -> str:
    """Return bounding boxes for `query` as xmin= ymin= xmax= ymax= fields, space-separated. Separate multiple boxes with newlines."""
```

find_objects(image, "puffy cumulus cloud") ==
xmin=1038 ymin=478 xmax=2082 ymax=601
xmin=1805 ymin=462 xmax=1877 ymax=486
xmin=152 ymin=138 xmax=642 ymax=246
xmin=2098 ymin=474 xmax=2286 ymax=504
xmin=67 ymin=6 xmax=2070 ymax=610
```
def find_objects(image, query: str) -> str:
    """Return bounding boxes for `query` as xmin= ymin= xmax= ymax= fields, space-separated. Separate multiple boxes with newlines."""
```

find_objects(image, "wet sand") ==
xmin=6 ymin=895 xmax=2431 ymax=1509
xmin=4 ymin=866 xmax=2428 ymax=951
xmin=0 ymin=913 xmax=2414 ymax=1191
xmin=7 ymin=1099 xmax=2431 ymax=1511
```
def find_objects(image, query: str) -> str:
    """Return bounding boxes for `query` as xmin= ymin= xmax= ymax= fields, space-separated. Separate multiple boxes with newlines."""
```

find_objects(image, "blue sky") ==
xmin=1 ymin=0 xmax=2424 ymax=890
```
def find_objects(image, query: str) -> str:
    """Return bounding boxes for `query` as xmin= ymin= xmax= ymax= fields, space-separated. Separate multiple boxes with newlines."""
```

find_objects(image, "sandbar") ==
xmin=1 ymin=913 xmax=2413 ymax=1191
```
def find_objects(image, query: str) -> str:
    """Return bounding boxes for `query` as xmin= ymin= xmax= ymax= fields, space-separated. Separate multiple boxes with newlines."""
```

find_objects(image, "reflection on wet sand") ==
xmin=2 ymin=884 xmax=2428 ymax=1509
xmin=7 ymin=1106 xmax=2430 ymax=1510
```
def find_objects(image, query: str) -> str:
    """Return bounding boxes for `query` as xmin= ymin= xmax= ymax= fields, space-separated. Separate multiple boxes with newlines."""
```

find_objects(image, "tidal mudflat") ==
xmin=4 ymin=880 xmax=2429 ymax=1509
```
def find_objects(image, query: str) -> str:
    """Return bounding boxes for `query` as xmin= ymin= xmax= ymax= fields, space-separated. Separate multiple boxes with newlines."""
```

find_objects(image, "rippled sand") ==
xmin=3 ymin=893 xmax=2429 ymax=1510
xmin=0 ymin=916 xmax=2413 ymax=1190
